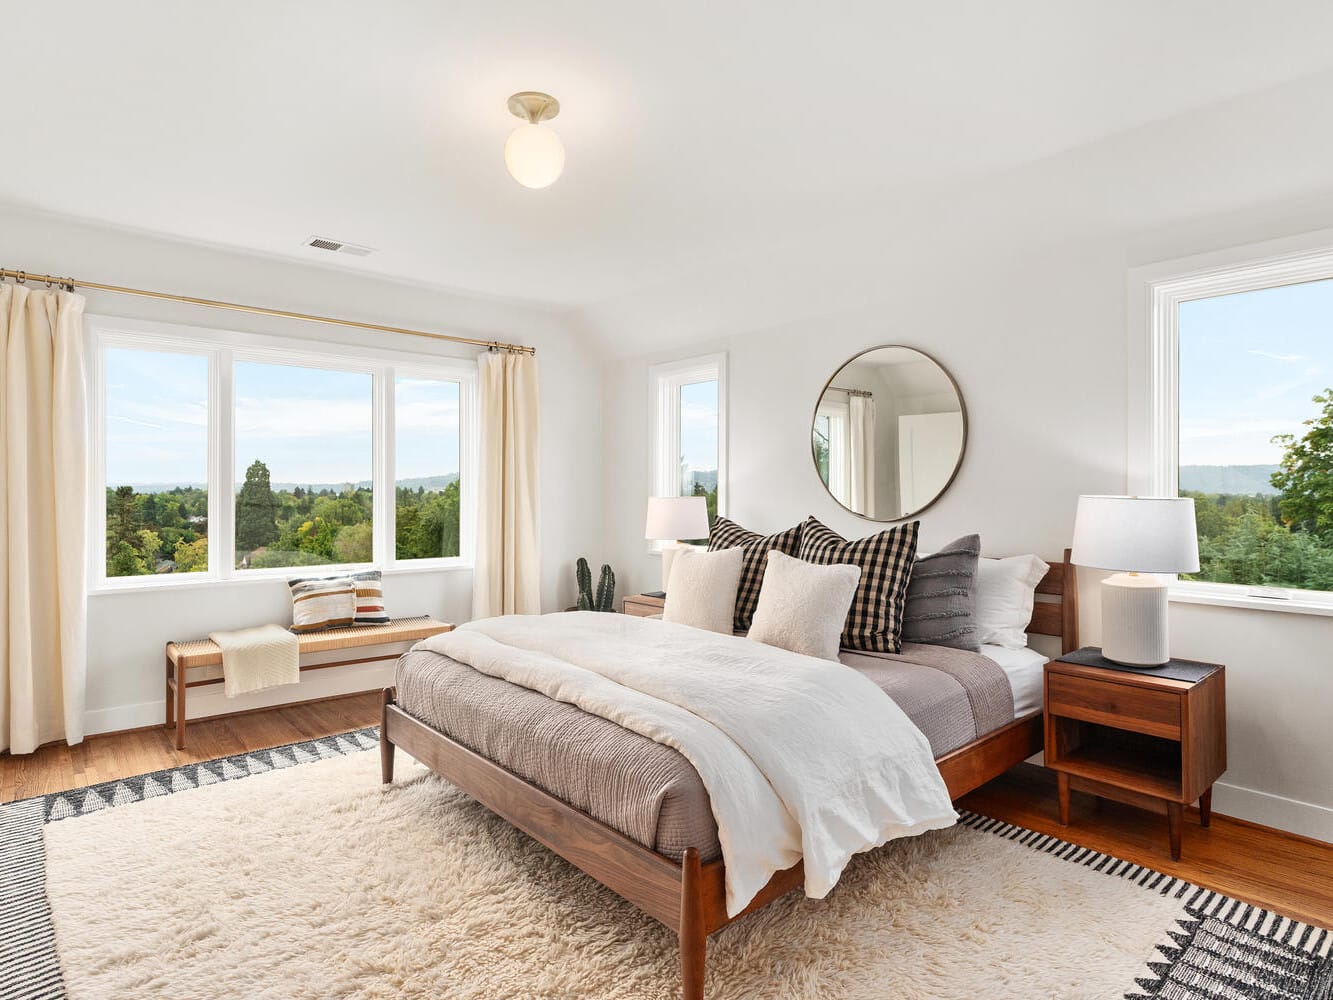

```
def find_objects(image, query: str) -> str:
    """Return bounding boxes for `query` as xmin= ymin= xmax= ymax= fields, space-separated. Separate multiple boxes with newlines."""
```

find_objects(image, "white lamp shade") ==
xmin=504 ymin=124 xmax=565 ymax=188
xmin=644 ymin=496 xmax=710 ymax=541
xmin=1070 ymin=495 xmax=1200 ymax=574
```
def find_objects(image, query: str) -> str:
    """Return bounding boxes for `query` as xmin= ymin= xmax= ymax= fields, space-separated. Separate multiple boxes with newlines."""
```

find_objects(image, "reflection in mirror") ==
xmin=812 ymin=346 xmax=965 ymax=521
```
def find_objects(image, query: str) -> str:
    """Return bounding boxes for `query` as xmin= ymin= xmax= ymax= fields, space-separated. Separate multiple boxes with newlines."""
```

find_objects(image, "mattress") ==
xmin=394 ymin=634 xmax=1019 ymax=864
xmin=981 ymin=643 xmax=1049 ymax=718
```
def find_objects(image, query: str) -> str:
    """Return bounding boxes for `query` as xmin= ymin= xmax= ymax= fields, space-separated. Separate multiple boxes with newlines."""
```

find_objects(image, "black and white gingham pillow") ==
xmin=798 ymin=517 xmax=920 ymax=653
xmin=708 ymin=516 xmax=804 ymax=631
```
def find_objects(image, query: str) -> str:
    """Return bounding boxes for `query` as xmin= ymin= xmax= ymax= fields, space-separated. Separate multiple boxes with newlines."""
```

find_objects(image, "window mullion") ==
xmin=214 ymin=348 xmax=235 ymax=581
xmin=375 ymin=367 xmax=393 ymax=568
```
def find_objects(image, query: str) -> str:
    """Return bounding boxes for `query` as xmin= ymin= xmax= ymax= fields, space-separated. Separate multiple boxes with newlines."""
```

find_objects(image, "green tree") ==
xmin=1271 ymin=389 xmax=1333 ymax=539
xmin=236 ymin=459 xmax=280 ymax=553
xmin=173 ymin=536 xmax=209 ymax=573
xmin=107 ymin=485 xmax=141 ymax=550
xmin=108 ymin=540 xmax=146 ymax=577
xmin=333 ymin=521 xmax=373 ymax=563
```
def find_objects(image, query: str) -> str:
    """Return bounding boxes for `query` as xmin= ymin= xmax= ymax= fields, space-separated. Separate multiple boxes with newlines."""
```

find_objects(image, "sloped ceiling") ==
xmin=5 ymin=1 xmax=1333 ymax=351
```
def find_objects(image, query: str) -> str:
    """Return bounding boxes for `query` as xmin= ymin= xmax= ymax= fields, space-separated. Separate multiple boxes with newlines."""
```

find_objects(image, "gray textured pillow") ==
xmin=900 ymin=534 xmax=981 ymax=651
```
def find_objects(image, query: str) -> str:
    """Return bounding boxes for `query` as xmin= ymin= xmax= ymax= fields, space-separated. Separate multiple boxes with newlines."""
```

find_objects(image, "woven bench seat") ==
xmin=165 ymin=615 xmax=452 ymax=748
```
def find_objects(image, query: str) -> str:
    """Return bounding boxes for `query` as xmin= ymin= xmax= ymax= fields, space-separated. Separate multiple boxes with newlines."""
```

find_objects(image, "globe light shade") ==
xmin=504 ymin=123 xmax=565 ymax=189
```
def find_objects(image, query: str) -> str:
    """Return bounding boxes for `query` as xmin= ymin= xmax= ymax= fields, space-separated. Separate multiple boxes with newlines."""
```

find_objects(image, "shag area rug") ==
xmin=1 ymin=728 xmax=1329 ymax=1000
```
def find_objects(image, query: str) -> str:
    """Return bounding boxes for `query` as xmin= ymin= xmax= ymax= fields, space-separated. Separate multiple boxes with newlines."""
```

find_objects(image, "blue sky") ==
xmin=105 ymin=350 xmax=460 ymax=487
xmin=1179 ymin=278 xmax=1333 ymax=465
xmin=679 ymin=379 xmax=718 ymax=481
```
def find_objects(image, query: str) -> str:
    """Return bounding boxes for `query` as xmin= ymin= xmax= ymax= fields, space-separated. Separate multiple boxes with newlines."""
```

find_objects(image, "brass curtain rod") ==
xmin=0 ymin=267 xmax=536 ymax=356
xmin=828 ymin=384 xmax=873 ymax=397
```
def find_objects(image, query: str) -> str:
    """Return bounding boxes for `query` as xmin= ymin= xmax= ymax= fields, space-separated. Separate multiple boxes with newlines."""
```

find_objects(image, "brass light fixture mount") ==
xmin=507 ymin=91 xmax=560 ymax=124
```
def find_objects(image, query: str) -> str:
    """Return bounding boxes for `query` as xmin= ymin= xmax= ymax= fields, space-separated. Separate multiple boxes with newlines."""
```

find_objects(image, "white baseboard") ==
xmin=83 ymin=700 xmax=165 ymax=736
xmin=82 ymin=661 xmax=395 ymax=738
xmin=1210 ymin=780 xmax=1333 ymax=844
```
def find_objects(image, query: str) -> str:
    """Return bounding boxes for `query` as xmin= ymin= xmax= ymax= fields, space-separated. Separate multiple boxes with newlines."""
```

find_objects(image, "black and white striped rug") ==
xmin=0 ymin=728 xmax=1328 ymax=999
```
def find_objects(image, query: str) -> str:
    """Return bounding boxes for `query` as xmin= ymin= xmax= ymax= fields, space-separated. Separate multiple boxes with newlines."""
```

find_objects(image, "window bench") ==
xmin=165 ymin=616 xmax=453 ymax=749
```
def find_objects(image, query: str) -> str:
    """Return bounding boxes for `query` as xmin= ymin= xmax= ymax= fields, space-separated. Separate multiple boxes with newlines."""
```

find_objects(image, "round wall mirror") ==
xmin=811 ymin=346 xmax=966 ymax=521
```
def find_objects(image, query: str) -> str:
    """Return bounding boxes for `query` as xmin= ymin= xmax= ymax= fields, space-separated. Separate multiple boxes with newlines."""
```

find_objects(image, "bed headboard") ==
xmin=1026 ymin=548 xmax=1078 ymax=654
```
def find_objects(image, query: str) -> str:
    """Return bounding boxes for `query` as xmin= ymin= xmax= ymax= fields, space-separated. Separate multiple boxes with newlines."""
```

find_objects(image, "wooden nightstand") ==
xmin=622 ymin=593 xmax=666 ymax=617
xmin=1044 ymin=648 xmax=1226 ymax=861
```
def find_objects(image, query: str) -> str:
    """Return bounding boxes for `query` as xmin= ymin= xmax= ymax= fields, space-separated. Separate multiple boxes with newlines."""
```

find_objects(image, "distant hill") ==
xmin=1180 ymin=465 xmax=1280 ymax=496
xmin=119 ymin=473 xmax=458 ymax=494
xmin=688 ymin=470 xmax=718 ymax=491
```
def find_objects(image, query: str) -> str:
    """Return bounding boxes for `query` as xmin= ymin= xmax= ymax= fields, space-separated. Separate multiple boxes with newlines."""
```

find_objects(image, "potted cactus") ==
xmin=574 ymin=557 xmax=616 ymax=612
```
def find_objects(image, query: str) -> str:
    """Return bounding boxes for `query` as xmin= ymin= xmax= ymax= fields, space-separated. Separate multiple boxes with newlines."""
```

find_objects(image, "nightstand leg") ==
xmin=1199 ymin=788 xmax=1212 ymax=829
xmin=1167 ymin=802 xmax=1183 ymax=861
xmin=1057 ymin=772 xmax=1070 ymax=826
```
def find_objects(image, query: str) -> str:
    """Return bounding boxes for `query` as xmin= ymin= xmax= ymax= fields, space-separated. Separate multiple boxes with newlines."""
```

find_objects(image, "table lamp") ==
xmin=1070 ymin=495 xmax=1200 ymax=667
xmin=644 ymin=496 xmax=711 ymax=592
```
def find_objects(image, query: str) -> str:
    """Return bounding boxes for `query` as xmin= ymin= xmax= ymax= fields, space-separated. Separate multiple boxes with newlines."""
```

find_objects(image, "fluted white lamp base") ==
xmin=661 ymin=543 xmax=683 ymax=592
xmin=1101 ymin=572 xmax=1170 ymax=666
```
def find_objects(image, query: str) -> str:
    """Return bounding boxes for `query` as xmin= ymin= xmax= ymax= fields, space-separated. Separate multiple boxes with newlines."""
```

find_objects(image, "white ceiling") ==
xmin=5 ymin=1 xmax=1333 ymax=319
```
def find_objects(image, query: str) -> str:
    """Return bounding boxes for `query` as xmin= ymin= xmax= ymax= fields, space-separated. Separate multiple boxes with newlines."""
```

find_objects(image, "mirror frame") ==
xmin=809 ymin=344 xmax=968 ymax=522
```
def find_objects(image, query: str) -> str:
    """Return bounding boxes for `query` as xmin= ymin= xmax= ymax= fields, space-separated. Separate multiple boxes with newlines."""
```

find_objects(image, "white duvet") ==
xmin=419 ymin=612 xmax=957 ymax=916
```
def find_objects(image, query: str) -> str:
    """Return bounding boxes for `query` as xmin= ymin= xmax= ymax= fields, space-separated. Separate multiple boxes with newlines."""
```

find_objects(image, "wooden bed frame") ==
xmin=380 ymin=550 xmax=1078 ymax=1000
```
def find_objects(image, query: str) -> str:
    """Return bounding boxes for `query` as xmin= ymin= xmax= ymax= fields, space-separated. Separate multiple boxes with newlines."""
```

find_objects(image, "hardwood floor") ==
xmin=3 ymin=696 xmax=1330 ymax=930
xmin=958 ymin=762 xmax=1333 ymax=929
xmin=0 ymin=692 xmax=381 ymax=804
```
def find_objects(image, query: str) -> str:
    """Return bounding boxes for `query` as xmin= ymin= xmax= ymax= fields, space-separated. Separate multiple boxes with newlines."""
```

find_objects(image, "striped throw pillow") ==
xmin=901 ymin=534 xmax=981 ymax=651
xmin=288 ymin=576 xmax=356 ymax=633
xmin=708 ymin=516 xmax=804 ymax=631
xmin=798 ymin=517 xmax=919 ymax=653
xmin=350 ymin=570 xmax=390 ymax=626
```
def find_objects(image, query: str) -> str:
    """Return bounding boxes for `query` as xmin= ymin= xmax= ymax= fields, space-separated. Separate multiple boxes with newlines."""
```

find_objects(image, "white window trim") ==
xmin=815 ymin=398 xmax=851 ymax=508
xmin=648 ymin=353 xmax=727 ymax=550
xmin=87 ymin=315 xmax=478 ymax=594
xmin=1128 ymin=227 xmax=1333 ymax=615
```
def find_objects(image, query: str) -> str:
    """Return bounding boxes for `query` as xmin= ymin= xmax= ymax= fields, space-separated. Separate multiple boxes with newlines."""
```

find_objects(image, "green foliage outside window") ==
xmin=1185 ymin=389 xmax=1333 ymax=593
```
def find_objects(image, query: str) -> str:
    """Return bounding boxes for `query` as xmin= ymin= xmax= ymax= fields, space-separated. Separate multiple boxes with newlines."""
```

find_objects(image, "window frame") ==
xmin=1129 ymin=230 xmax=1333 ymax=615
xmin=648 ymin=353 xmax=727 ymax=549
xmin=87 ymin=315 xmax=478 ymax=593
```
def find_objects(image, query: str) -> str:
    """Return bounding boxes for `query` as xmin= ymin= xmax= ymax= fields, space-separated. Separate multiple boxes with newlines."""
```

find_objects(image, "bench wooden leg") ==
xmin=679 ymin=847 xmax=707 ymax=1000
xmin=380 ymin=688 xmax=396 ymax=784
xmin=165 ymin=654 xmax=175 ymax=730
xmin=175 ymin=663 xmax=188 ymax=750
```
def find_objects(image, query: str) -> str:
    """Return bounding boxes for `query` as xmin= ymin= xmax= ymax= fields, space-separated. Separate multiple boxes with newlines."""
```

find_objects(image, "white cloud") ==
xmin=234 ymin=395 xmax=371 ymax=439
xmin=1248 ymin=349 xmax=1309 ymax=363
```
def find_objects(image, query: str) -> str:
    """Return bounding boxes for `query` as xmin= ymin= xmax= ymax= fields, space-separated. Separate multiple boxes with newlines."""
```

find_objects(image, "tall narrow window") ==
xmin=103 ymin=347 xmax=210 ymax=577
xmin=233 ymin=361 xmax=373 ymax=570
xmin=651 ymin=355 xmax=726 ymax=543
xmin=395 ymin=376 xmax=462 ymax=560
xmin=678 ymin=378 xmax=719 ymax=528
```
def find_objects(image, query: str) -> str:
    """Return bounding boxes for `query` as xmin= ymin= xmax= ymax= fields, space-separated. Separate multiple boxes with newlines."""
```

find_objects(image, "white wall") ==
xmin=599 ymin=79 xmax=1333 ymax=842
xmin=0 ymin=202 xmax=606 ymax=734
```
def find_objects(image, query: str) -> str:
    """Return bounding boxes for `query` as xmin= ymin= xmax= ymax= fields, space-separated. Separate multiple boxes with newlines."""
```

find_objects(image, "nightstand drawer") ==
xmin=1047 ymin=673 xmax=1180 ymax=738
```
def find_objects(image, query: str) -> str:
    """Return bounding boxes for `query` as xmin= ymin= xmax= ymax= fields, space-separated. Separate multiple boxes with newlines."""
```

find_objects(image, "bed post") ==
xmin=380 ymin=687 xmax=396 ymax=784
xmin=679 ymin=847 xmax=706 ymax=1000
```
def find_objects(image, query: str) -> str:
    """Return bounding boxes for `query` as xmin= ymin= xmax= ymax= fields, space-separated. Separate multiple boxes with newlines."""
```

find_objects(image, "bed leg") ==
xmin=380 ymin=687 xmax=396 ymax=784
xmin=679 ymin=847 xmax=707 ymax=1000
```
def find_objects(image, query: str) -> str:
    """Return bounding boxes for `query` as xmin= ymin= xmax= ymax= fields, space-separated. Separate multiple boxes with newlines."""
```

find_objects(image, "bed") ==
xmin=380 ymin=550 xmax=1077 ymax=1000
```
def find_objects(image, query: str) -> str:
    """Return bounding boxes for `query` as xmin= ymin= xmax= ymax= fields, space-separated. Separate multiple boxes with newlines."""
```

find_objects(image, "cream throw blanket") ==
xmin=420 ymin=612 xmax=957 ymax=916
xmin=209 ymin=624 xmax=300 ymax=698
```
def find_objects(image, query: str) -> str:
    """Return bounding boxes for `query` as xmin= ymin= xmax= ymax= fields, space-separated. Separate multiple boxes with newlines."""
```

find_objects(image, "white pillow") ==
xmin=974 ymin=554 xmax=1050 ymax=649
xmin=747 ymin=550 xmax=862 ymax=661
xmin=663 ymin=546 xmax=743 ymax=634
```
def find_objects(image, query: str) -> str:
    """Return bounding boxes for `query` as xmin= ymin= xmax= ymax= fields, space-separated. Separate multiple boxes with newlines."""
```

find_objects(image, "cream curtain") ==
xmin=848 ymin=394 xmax=876 ymax=517
xmin=473 ymin=351 xmax=541 ymax=618
xmin=1 ymin=284 xmax=88 ymax=754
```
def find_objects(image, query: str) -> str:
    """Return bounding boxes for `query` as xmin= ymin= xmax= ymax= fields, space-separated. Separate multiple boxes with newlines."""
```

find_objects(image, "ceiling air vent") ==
xmin=305 ymin=236 xmax=375 ymax=257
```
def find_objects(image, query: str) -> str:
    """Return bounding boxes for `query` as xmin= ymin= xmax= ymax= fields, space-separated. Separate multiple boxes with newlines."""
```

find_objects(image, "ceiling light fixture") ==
xmin=504 ymin=91 xmax=564 ymax=189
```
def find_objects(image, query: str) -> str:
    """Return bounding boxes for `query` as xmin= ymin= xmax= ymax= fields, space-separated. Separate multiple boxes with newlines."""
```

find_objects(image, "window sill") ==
xmin=89 ymin=561 xmax=472 ymax=596
xmin=1169 ymin=585 xmax=1333 ymax=618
